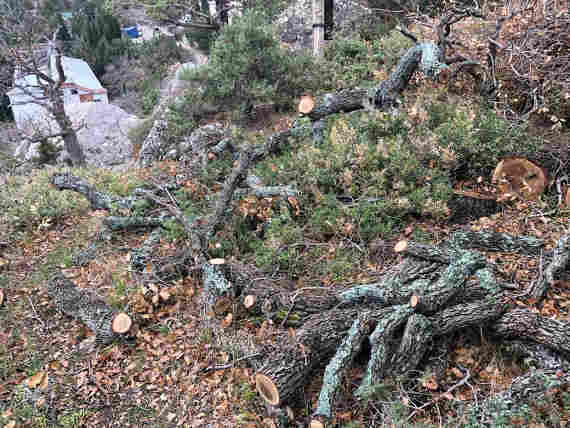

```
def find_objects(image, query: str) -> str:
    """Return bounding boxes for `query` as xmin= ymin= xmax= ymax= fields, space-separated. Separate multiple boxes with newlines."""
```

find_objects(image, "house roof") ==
xmin=50 ymin=56 xmax=104 ymax=91
xmin=7 ymin=55 xmax=106 ymax=100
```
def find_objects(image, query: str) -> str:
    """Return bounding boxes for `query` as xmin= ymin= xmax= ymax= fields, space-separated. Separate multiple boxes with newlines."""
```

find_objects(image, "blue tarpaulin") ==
xmin=123 ymin=27 xmax=140 ymax=39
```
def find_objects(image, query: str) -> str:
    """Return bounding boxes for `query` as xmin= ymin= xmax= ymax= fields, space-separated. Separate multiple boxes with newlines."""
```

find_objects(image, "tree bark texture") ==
xmin=212 ymin=230 xmax=570 ymax=422
xmin=47 ymin=270 xmax=132 ymax=345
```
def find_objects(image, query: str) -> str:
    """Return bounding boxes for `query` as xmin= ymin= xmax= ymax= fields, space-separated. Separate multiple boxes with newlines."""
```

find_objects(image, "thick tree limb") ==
xmin=528 ymin=234 xmax=570 ymax=300
xmin=51 ymin=173 xmax=139 ymax=211
xmin=355 ymin=305 xmax=414 ymax=397
xmin=449 ymin=230 xmax=544 ymax=255
xmin=47 ymin=271 xmax=133 ymax=345
xmin=491 ymin=309 xmax=570 ymax=357
xmin=313 ymin=312 xmax=374 ymax=421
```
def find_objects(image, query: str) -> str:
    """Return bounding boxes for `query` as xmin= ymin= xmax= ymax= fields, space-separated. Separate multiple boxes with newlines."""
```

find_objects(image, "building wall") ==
xmin=61 ymin=87 xmax=108 ymax=105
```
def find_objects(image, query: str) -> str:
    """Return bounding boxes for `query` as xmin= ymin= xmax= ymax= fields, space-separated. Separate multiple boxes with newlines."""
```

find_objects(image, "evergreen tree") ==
xmin=0 ymin=93 xmax=13 ymax=122
xmin=55 ymin=14 xmax=72 ymax=43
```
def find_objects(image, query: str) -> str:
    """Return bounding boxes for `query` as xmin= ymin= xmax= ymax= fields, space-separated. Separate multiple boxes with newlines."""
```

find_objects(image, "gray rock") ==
xmin=277 ymin=0 xmax=371 ymax=51
xmin=15 ymin=103 xmax=142 ymax=169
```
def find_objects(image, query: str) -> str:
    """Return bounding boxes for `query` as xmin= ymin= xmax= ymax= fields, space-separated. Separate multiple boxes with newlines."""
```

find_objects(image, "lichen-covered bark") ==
xmin=241 ymin=279 xmax=339 ymax=326
xmin=529 ymin=233 xmax=570 ymax=300
xmin=449 ymin=230 xmax=544 ymax=255
xmin=396 ymin=240 xmax=461 ymax=264
xmin=373 ymin=45 xmax=423 ymax=108
xmin=338 ymin=258 xmax=442 ymax=306
xmin=51 ymin=173 xmax=139 ymax=211
xmin=412 ymin=251 xmax=485 ymax=314
xmin=130 ymin=228 xmax=163 ymax=271
xmin=103 ymin=216 xmax=166 ymax=231
xmin=355 ymin=305 xmax=414 ymax=397
xmin=392 ymin=314 xmax=433 ymax=376
xmin=47 ymin=271 xmax=131 ymax=345
xmin=257 ymin=307 xmax=367 ymax=405
xmin=465 ymin=369 xmax=570 ymax=425
xmin=491 ymin=309 xmax=570 ymax=356
xmin=314 ymin=312 xmax=373 ymax=420
xmin=202 ymin=261 xmax=233 ymax=304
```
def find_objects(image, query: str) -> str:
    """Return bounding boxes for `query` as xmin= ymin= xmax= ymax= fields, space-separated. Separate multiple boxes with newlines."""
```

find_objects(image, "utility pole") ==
xmin=312 ymin=0 xmax=325 ymax=57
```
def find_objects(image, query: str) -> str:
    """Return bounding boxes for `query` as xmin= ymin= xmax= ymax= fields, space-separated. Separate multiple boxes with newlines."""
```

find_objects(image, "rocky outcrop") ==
xmin=277 ymin=0 xmax=371 ymax=51
xmin=15 ymin=103 xmax=141 ymax=169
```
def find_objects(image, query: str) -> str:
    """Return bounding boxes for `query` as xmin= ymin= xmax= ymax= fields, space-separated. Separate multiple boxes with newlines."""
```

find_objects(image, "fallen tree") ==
xmin=44 ymin=4 xmax=570 ymax=426
xmin=200 ymin=231 xmax=570 ymax=426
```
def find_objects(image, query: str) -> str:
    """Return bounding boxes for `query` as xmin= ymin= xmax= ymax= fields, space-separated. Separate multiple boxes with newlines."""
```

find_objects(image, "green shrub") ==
xmin=185 ymin=28 xmax=216 ymax=53
xmin=34 ymin=139 xmax=63 ymax=165
xmin=135 ymin=37 xmax=181 ymax=77
xmin=0 ymin=169 xmax=88 ymax=233
xmin=322 ymin=37 xmax=383 ymax=88
xmin=141 ymin=85 xmax=160 ymax=116
xmin=183 ymin=11 xmax=323 ymax=115
xmin=375 ymin=29 xmax=415 ymax=71
xmin=434 ymin=106 xmax=539 ymax=178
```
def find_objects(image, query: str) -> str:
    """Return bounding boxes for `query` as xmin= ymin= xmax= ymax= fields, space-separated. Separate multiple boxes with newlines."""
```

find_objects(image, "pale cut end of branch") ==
xmin=410 ymin=294 xmax=419 ymax=308
xmin=256 ymin=373 xmax=280 ymax=406
xmin=298 ymin=94 xmax=315 ymax=114
xmin=244 ymin=295 xmax=256 ymax=309
xmin=394 ymin=240 xmax=408 ymax=253
xmin=209 ymin=258 xmax=226 ymax=265
xmin=492 ymin=158 xmax=547 ymax=201
xmin=309 ymin=420 xmax=325 ymax=428
xmin=0 ymin=289 xmax=4 ymax=306
xmin=112 ymin=313 xmax=132 ymax=334
xmin=262 ymin=419 xmax=277 ymax=428
xmin=159 ymin=290 xmax=171 ymax=302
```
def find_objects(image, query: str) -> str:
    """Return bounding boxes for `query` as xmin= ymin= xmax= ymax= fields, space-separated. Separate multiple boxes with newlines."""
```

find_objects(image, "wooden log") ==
xmin=103 ymin=216 xmax=165 ymax=231
xmin=528 ymin=233 xmax=570 ymax=300
xmin=50 ymin=173 xmax=138 ymax=211
xmin=372 ymin=44 xmax=423 ymax=109
xmin=256 ymin=307 xmax=392 ymax=406
xmin=47 ymin=271 xmax=133 ymax=345
xmin=306 ymin=88 xmax=368 ymax=121
xmin=410 ymin=251 xmax=485 ymax=314
xmin=338 ymin=258 xmax=443 ymax=306
xmin=241 ymin=279 xmax=339 ymax=325
xmin=391 ymin=314 xmax=433 ymax=376
xmin=431 ymin=268 xmax=507 ymax=335
xmin=355 ymin=305 xmax=414 ymax=397
xmin=449 ymin=230 xmax=544 ymax=255
xmin=0 ymin=288 xmax=4 ymax=306
xmin=313 ymin=312 xmax=374 ymax=421
xmin=491 ymin=309 xmax=570 ymax=356
xmin=447 ymin=191 xmax=500 ymax=223
xmin=394 ymin=239 xmax=459 ymax=263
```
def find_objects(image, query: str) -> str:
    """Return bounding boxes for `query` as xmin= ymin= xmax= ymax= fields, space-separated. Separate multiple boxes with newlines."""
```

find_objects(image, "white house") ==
xmin=7 ymin=55 xmax=108 ymax=134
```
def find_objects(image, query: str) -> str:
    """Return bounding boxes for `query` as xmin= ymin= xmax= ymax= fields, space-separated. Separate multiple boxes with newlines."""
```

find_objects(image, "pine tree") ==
xmin=55 ymin=14 xmax=72 ymax=43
